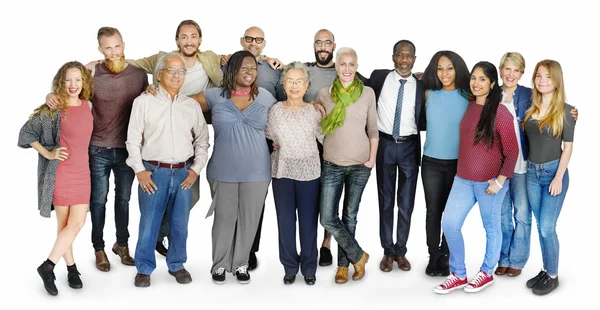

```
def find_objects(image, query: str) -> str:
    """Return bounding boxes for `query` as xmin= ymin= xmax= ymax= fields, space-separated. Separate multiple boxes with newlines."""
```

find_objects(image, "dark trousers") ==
xmin=421 ymin=155 xmax=456 ymax=258
xmin=273 ymin=178 xmax=319 ymax=276
xmin=375 ymin=136 xmax=418 ymax=257
xmin=89 ymin=146 xmax=135 ymax=251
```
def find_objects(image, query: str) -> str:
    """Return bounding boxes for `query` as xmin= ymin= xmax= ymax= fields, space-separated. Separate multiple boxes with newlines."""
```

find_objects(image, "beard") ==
xmin=105 ymin=55 xmax=126 ymax=73
xmin=314 ymin=50 xmax=333 ymax=66
xmin=179 ymin=45 xmax=199 ymax=57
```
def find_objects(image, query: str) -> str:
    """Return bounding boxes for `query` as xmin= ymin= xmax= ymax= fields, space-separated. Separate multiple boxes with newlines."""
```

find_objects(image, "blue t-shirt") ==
xmin=423 ymin=89 xmax=468 ymax=160
xmin=205 ymin=87 xmax=276 ymax=182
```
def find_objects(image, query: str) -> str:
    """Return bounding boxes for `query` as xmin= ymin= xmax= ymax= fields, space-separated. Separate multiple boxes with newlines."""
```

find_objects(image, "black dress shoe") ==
xmin=155 ymin=240 xmax=168 ymax=257
xmin=304 ymin=276 xmax=316 ymax=285
xmin=67 ymin=264 xmax=83 ymax=289
xmin=283 ymin=275 xmax=296 ymax=284
xmin=319 ymin=247 xmax=332 ymax=266
xmin=425 ymin=256 xmax=438 ymax=277
xmin=248 ymin=252 xmax=258 ymax=270
xmin=436 ymin=254 xmax=450 ymax=276
xmin=37 ymin=262 xmax=58 ymax=296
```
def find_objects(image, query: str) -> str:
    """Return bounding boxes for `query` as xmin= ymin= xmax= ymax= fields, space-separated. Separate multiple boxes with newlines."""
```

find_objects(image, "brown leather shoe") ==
xmin=394 ymin=256 xmax=411 ymax=271
xmin=507 ymin=267 xmax=521 ymax=277
xmin=169 ymin=268 xmax=192 ymax=284
xmin=335 ymin=267 xmax=349 ymax=284
xmin=95 ymin=250 xmax=110 ymax=272
xmin=379 ymin=255 xmax=394 ymax=272
xmin=134 ymin=273 xmax=151 ymax=287
xmin=352 ymin=252 xmax=370 ymax=280
xmin=112 ymin=243 xmax=135 ymax=266
xmin=495 ymin=266 xmax=508 ymax=275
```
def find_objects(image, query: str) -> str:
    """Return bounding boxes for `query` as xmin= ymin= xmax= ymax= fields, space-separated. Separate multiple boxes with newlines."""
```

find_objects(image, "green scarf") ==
xmin=320 ymin=77 xmax=364 ymax=134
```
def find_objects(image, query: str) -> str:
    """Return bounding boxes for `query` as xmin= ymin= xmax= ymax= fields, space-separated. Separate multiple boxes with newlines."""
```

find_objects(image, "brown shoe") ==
xmin=95 ymin=250 xmax=110 ymax=272
xmin=352 ymin=252 xmax=370 ymax=280
xmin=134 ymin=273 xmax=151 ymax=287
xmin=112 ymin=243 xmax=135 ymax=266
xmin=507 ymin=267 xmax=522 ymax=277
xmin=394 ymin=256 xmax=411 ymax=271
xmin=169 ymin=268 xmax=192 ymax=284
xmin=335 ymin=267 xmax=349 ymax=284
xmin=379 ymin=255 xmax=394 ymax=272
xmin=495 ymin=266 xmax=508 ymax=275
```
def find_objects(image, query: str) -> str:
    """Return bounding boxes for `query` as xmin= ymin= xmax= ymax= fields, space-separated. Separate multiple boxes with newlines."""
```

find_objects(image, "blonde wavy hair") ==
xmin=31 ymin=61 xmax=94 ymax=119
xmin=522 ymin=60 xmax=566 ymax=138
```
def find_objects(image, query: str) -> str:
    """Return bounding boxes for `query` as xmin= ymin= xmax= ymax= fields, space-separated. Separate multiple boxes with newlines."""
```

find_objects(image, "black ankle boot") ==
xmin=67 ymin=264 xmax=83 ymax=289
xmin=436 ymin=253 xmax=450 ymax=276
xmin=425 ymin=255 xmax=438 ymax=276
xmin=37 ymin=260 xmax=58 ymax=296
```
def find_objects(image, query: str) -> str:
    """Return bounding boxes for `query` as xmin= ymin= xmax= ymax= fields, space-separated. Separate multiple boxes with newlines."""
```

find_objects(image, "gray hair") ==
xmin=154 ymin=52 xmax=187 ymax=77
xmin=335 ymin=47 xmax=358 ymax=64
xmin=280 ymin=61 xmax=311 ymax=91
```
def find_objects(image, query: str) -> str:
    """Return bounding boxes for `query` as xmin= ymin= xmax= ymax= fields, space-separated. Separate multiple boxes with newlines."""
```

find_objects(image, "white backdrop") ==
xmin=0 ymin=0 xmax=596 ymax=309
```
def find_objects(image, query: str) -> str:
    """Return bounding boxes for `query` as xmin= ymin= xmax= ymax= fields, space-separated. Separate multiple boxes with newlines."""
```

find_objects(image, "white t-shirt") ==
xmin=502 ymin=93 xmax=527 ymax=174
xmin=179 ymin=59 xmax=210 ymax=96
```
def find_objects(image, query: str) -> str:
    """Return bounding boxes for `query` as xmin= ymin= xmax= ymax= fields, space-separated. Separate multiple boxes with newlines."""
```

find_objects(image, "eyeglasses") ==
xmin=163 ymin=67 xmax=187 ymax=75
xmin=314 ymin=40 xmax=334 ymax=47
xmin=244 ymin=36 xmax=264 ymax=44
xmin=284 ymin=79 xmax=306 ymax=86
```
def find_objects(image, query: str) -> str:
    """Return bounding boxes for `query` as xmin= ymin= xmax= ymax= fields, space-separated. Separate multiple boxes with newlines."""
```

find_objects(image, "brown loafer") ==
xmin=352 ymin=252 xmax=370 ymax=280
xmin=495 ymin=266 xmax=508 ymax=275
xmin=379 ymin=255 xmax=394 ymax=272
xmin=112 ymin=243 xmax=135 ymax=266
xmin=169 ymin=268 xmax=193 ymax=284
xmin=134 ymin=273 xmax=151 ymax=287
xmin=95 ymin=250 xmax=110 ymax=272
xmin=335 ymin=267 xmax=349 ymax=284
xmin=507 ymin=267 xmax=521 ymax=277
xmin=394 ymin=256 xmax=411 ymax=271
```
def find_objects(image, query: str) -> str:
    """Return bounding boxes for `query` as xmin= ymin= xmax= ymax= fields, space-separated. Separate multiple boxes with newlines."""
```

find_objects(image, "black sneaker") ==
xmin=235 ymin=265 xmax=251 ymax=284
xmin=425 ymin=256 xmax=438 ymax=277
xmin=526 ymin=270 xmax=548 ymax=288
xmin=532 ymin=274 xmax=559 ymax=295
xmin=436 ymin=254 xmax=450 ymax=276
xmin=248 ymin=252 xmax=258 ymax=270
xmin=212 ymin=267 xmax=226 ymax=285
xmin=319 ymin=247 xmax=333 ymax=266
xmin=67 ymin=264 xmax=83 ymax=289
xmin=37 ymin=263 xmax=58 ymax=296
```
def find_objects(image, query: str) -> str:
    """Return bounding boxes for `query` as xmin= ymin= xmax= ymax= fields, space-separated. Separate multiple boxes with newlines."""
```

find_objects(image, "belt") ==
xmin=379 ymin=131 xmax=417 ymax=143
xmin=146 ymin=157 xmax=193 ymax=169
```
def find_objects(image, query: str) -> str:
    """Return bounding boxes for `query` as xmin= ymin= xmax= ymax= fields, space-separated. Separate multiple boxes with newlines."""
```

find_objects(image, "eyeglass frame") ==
xmin=162 ymin=67 xmax=187 ymax=75
xmin=244 ymin=36 xmax=265 ymax=44
xmin=314 ymin=40 xmax=334 ymax=47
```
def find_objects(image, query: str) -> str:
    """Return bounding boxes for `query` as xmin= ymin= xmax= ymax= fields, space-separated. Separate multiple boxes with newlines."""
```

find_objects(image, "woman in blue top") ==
xmin=190 ymin=50 xmax=276 ymax=285
xmin=420 ymin=50 xmax=470 ymax=277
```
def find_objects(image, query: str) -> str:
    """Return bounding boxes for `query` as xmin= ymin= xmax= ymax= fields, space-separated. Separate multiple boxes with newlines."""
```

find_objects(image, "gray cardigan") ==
xmin=18 ymin=111 xmax=62 ymax=218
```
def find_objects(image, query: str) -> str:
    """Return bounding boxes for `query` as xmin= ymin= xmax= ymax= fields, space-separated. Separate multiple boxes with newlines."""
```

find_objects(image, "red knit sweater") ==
xmin=456 ymin=102 xmax=519 ymax=182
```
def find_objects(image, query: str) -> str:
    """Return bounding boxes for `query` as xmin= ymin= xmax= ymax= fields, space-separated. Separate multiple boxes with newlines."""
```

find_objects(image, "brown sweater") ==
xmin=316 ymin=86 xmax=379 ymax=166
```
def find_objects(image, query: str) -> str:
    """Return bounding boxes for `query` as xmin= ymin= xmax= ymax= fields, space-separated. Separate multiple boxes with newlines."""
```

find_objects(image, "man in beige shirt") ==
xmin=125 ymin=53 xmax=209 ymax=288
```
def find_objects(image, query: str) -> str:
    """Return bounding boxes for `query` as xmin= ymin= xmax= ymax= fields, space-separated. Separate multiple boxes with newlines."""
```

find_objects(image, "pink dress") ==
xmin=52 ymin=100 xmax=93 ymax=206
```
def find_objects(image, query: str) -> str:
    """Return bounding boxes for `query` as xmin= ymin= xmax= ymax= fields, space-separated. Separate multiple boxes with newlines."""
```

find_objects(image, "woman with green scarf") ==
xmin=315 ymin=47 xmax=379 ymax=284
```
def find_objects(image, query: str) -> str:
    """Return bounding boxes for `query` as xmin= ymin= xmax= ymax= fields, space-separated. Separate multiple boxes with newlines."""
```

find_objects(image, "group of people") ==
xmin=18 ymin=20 xmax=576 ymax=298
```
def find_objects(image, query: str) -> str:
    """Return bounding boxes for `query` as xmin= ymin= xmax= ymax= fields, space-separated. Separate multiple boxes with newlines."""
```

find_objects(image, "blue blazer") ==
xmin=511 ymin=84 xmax=532 ymax=161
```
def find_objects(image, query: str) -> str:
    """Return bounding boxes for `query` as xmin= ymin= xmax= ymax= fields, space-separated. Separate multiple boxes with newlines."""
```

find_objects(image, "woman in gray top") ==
xmin=522 ymin=60 xmax=575 ymax=296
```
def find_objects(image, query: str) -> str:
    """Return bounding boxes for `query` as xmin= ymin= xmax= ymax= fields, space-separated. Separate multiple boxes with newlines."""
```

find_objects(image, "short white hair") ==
xmin=335 ymin=47 xmax=358 ymax=64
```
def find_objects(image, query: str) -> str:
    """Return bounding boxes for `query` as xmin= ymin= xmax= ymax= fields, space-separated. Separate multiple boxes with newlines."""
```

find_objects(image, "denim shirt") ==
xmin=511 ymin=85 xmax=532 ymax=161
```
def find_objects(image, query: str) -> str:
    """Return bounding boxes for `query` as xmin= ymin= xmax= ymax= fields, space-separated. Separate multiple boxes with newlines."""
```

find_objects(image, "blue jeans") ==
xmin=527 ymin=159 xmax=569 ymax=276
xmin=89 ymin=146 xmax=135 ymax=251
xmin=134 ymin=161 xmax=192 ymax=275
xmin=498 ymin=172 xmax=532 ymax=269
xmin=442 ymin=176 xmax=509 ymax=278
xmin=319 ymin=161 xmax=371 ymax=267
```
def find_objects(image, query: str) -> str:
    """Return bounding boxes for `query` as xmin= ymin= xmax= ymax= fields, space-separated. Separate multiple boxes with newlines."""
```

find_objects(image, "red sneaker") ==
xmin=433 ymin=272 xmax=468 ymax=294
xmin=464 ymin=270 xmax=494 ymax=293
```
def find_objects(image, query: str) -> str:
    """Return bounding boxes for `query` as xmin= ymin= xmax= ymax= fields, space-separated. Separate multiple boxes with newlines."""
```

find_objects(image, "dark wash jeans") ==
xmin=319 ymin=160 xmax=371 ymax=267
xmin=89 ymin=146 xmax=135 ymax=251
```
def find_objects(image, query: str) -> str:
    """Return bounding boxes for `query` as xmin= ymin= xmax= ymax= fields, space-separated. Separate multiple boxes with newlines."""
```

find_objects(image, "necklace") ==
xmin=232 ymin=87 xmax=251 ymax=97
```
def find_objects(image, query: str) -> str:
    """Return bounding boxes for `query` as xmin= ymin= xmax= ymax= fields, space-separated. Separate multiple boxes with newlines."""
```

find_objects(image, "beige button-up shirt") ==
xmin=125 ymin=86 xmax=210 ymax=175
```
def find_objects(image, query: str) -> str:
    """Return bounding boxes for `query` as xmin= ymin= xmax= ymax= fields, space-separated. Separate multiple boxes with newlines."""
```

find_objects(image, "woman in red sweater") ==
xmin=433 ymin=61 xmax=518 ymax=294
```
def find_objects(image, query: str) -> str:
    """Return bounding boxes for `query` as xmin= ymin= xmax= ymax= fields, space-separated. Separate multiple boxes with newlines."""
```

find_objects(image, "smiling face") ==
xmin=534 ymin=65 xmax=555 ymax=95
xmin=437 ymin=56 xmax=456 ymax=90
xmin=235 ymin=56 xmax=258 ymax=88
xmin=335 ymin=51 xmax=358 ymax=86
xmin=159 ymin=56 xmax=186 ymax=93
xmin=500 ymin=60 xmax=523 ymax=90
xmin=470 ymin=67 xmax=494 ymax=100
xmin=393 ymin=42 xmax=416 ymax=78
xmin=240 ymin=27 xmax=265 ymax=58
xmin=98 ymin=34 xmax=126 ymax=73
xmin=283 ymin=68 xmax=308 ymax=100
xmin=176 ymin=24 xmax=201 ymax=57
xmin=64 ymin=68 xmax=83 ymax=99
xmin=313 ymin=30 xmax=336 ymax=66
